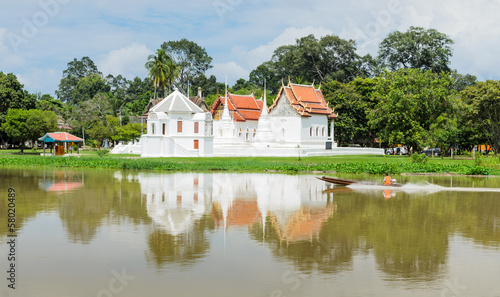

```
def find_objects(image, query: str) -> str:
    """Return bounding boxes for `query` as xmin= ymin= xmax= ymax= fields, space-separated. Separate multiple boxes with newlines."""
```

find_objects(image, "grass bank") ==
xmin=0 ymin=150 xmax=499 ymax=175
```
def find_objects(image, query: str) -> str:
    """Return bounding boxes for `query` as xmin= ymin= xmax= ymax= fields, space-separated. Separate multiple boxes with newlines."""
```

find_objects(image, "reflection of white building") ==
xmin=134 ymin=172 xmax=335 ymax=241
xmin=140 ymin=89 xmax=213 ymax=157
xmin=138 ymin=173 xmax=212 ymax=236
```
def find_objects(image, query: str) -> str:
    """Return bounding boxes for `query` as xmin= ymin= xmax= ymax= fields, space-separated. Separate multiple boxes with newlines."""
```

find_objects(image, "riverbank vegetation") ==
xmin=0 ymin=151 xmax=498 ymax=175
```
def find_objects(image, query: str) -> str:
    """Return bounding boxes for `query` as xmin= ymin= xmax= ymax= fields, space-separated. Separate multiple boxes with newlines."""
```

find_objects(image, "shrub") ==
xmin=410 ymin=153 xmax=428 ymax=164
xmin=463 ymin=166 xmax=491 ymax=175
xmin=97 ymin=150 xmax=109 ymax=158
xmin=474 ymin=155 xmax=485 ymax=166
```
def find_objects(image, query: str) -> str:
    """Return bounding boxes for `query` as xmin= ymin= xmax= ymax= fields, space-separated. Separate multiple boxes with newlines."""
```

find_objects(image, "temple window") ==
xmin=177 ymin=120 xmax=183 ymax=133
xmin=194 ymin=122 xmax=199 ymax=134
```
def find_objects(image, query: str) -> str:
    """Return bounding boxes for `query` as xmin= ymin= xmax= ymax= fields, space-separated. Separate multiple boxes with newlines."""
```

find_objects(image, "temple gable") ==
xmin=269 ymin=93 xmax=299 ymax=117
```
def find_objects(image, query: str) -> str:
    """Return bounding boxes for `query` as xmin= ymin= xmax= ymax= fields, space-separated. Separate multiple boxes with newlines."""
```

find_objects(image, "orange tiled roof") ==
xmin=269 ymin=83 xmax=338 ymax=119
xmin=39 ymin=132 xmax=84 ymax=142
xmin=210 ymin=91 xmax=263 ymax=122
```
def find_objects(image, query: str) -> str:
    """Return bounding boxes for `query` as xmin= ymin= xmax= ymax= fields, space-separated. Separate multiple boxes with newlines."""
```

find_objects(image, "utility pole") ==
xmin=82 ymin=127 xmax=86 ymax=150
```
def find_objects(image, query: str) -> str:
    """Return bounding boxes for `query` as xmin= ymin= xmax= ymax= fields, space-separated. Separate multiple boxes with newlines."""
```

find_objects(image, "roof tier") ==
xmin=210 ymin=91 xmax=264 ymax=122
xmin=151 ymin=89 xmax=204 ymax=114
xmin=269 ymin=83 xmax=338 ymax=119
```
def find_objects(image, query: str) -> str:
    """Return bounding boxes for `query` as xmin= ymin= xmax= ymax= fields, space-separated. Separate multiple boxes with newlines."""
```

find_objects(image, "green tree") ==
xmin=35 ymin=94 xmax=63 ymax=112
xmin=232 ymin=78 xmax=253 ymax=92
xmin=367 ymin=69 xmax=458 ymax=152
xmin=56 ymin=57 xmax=101 ymax=103
xmin=191 ymin=74 xmax=225 ymax=98
xmin=0 ymin=72 xmax=36 ymax=121
xmin=1 ymin=109 xmax=29 ymax=152
xmin=1 ymin=109 xmax=57 ymax=153
xmin=71 ymin=74 xmax=110 ymax=105
xmin=161 ymin=39 xmax=213 ymax=93
xmin=26 ymin=109 xmax=58 ymax=144
xmin=70 ymin=93 xmax=114 ymax=143
xmin=323 ymin=78 xmax=378 ymax=147
xmin=266 ymin=34 xmax=367 ymax=86
xmin=112 ymin=123 xmax=143 ymax=143
xmin=460 ymin=80 xmax=500 ymax=154
xmin=378 ymin=27 xmax=454 ymax=73
xmin=249 ymin=62 xmax=280 ymax=94
xmin=450 ymin=70 xmax=477 ymax=92
xmin=0 ymin=72 xmax=37 ymax=145
xmin=124 ymin=77 xmax=154 ymax=116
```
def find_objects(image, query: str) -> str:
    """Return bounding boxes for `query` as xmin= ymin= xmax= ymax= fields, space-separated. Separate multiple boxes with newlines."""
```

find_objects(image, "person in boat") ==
xmin=384 ymin=173 xmax=392 ymax=186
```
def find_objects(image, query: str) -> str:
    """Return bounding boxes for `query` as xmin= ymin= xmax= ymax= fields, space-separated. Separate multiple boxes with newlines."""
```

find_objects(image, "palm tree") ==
xmin=145 ymin=49 xmax=180 ymax=99
xmin=165 ymin=57 xmax=180 ymax=95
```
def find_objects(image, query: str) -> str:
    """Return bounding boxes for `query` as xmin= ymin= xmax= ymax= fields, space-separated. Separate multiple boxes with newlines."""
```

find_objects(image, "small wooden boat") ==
xmin=316 ymin=176 xmax=357 ymax=185
xmin=316 ymin=176 xmax=403 ymax=187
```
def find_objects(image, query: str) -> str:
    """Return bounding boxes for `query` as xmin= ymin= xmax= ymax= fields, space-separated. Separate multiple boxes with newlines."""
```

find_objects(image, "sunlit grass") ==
xmin=0 ymin=150 xmax=498 ymax=175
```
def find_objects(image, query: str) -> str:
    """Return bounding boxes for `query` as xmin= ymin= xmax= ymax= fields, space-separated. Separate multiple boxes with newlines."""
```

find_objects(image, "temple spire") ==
xmin=221 ymin=74 xmax=231 ymax=121
xmin=261 ymin=80 xmax=268 ymax=116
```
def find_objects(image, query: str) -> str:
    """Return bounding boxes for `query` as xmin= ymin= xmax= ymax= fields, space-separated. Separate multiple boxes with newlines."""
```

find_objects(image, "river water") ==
xmin=0 ymin=168 xmax=499 ymax=297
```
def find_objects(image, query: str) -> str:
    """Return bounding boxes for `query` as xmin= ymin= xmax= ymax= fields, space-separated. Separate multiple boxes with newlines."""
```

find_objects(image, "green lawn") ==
xmin=1 ymin=149 xmax=498 ymax=175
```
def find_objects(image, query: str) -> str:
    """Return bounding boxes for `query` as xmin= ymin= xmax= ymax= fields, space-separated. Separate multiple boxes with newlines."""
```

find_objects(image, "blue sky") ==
xmin=1 ymin=0 xmax=500 ymax=96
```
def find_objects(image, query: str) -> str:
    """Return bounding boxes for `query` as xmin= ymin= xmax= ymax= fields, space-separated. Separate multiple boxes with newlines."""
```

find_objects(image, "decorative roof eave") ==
xmin=210 ymin=96 xmax=223 ymax=114
xmin=268 ymin=86 xmax=286 ymax=112
xmin=269 ymin=83 xmax=337 ymax=118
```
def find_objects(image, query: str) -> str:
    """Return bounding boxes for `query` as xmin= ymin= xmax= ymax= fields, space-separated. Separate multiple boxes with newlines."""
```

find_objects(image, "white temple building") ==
xmin=140 ymin=88 xmax=213 ymax=157
xmin=210 ymin=82 xmax=383 ymax=156
xmin=112 ymin=82 xmax=384 ymax=157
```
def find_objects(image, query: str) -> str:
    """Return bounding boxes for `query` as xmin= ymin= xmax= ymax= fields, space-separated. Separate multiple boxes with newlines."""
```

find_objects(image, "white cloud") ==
xmin=16 ymin=68 xmax=60 ymax=96
xmin=396 ymin=0 xmax=500 ymax=79
xmin=209 ymin=62 xmax=249 ymax=85
xmin=0 ymin=28 xmax=25 ymax=69
xmin=98 ymin=43 xmax=153 ymax=80
xmin=231 ymin=26 xmax=334 ymax=71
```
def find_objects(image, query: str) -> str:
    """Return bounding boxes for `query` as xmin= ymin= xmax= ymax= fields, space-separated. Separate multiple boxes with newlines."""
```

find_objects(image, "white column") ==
xmin=330 ymin=121 xmax=334 ymax=142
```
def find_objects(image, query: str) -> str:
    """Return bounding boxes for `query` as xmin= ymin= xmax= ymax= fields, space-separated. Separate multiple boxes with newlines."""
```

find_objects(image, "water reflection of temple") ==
xmin=136 ymin=172 xmax=491 ymax=281
xmin=138 ymin=173 xmax=335 ymax=241
xmin=139 ymin=173 xmax=212 ymax=236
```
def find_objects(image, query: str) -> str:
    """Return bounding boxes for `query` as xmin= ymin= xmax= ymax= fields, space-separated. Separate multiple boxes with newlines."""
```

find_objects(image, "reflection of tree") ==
xmin=145 ymin=215 xmax=215 ymax=268
xmin=453 ymin=192 xmax=500 ymax=247
xmin=369 ymin=197 xmax=451 ymax=280
xmin=0 ymin=169 xmax=57 ymax=237
xmin=58 ymin=171 xmax=146 ymax=244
